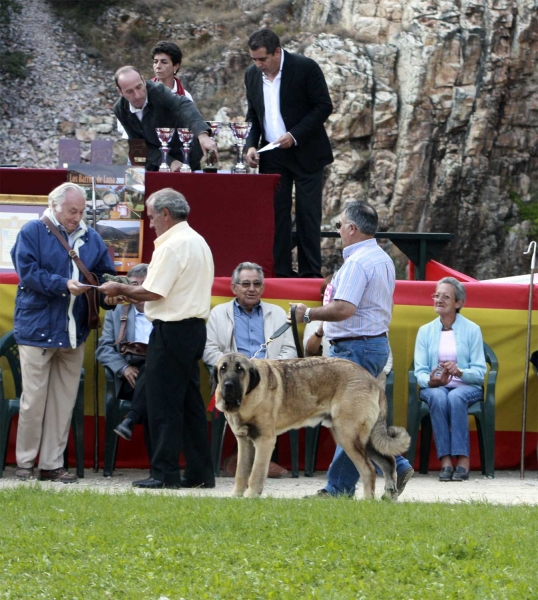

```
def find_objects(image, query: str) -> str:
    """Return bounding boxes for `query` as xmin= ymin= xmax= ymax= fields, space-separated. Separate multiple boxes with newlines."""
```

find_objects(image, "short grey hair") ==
xmin=128 ymin=263 xmax=148 ymax=279
xmin=438 ymin=277 xmax=466 ymax=311
xmin=343 ymin=201 xmax=378 ymax=236
xmin=146 ymin=188 xmax=190 ymax=221
xmin=231 ymin=262 xmax=264 ymax=284
xmin=48 ymin=182 xmax=86 ymax=211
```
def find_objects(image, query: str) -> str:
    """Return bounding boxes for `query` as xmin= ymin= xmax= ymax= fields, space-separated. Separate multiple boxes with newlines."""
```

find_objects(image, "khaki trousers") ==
xmin=17 ymin=344 xmax=85 ymax=470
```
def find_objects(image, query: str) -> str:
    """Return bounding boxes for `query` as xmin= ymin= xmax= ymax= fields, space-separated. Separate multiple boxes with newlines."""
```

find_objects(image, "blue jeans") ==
xmin=324 ymin=337 xmax=412 ymax=496
xmin=419 ymin=385 xmax=483 ymax=459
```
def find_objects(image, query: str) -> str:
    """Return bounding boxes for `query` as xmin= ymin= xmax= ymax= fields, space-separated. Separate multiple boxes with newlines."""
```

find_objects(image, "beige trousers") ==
xmin=17 ymin=344 xmax=85 ymax=470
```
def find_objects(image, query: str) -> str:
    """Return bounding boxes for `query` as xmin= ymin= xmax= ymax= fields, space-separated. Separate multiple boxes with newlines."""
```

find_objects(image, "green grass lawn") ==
xmin=0 ymin=487 xmax=536 ymax=599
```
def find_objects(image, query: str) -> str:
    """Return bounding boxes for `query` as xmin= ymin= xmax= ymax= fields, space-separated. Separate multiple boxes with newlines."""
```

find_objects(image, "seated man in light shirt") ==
xmin=96 ymin=263 xmax=152 ymax=446
xmin=203 ymin=261 xmax=297 ymax=477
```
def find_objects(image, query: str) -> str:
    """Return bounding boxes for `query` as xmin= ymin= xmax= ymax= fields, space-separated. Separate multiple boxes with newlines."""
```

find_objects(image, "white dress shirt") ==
xmin=262 ymin=51 xmax=287 ymax=143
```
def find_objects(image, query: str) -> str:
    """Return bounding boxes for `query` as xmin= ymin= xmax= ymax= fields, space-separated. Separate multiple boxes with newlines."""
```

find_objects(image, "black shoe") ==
xmin=452 ymin=466 xmax=469 ymax=481
xmin=114 ymin=418 xmax=134 ymax=441
xmin=439 ymin=466 xmax=454 ymax=482
xmin=397 ymin=467 xmax=414 ymax=495
xmin=132 ymin=477 xmax=180 ymax=489
xmin=180 ymin=476 xmax=215 ymax=489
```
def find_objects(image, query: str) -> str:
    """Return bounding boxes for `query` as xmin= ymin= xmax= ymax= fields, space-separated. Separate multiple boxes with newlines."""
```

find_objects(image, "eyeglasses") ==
xmin=431 ymin=293 xmax=452 ymax=301
xmin=236 ymin=280 xmax=263 ymax=289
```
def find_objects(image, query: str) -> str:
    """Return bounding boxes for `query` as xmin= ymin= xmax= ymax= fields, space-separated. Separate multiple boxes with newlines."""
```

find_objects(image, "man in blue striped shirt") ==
xmin=293 ymin=201 xmax=413 ymax=498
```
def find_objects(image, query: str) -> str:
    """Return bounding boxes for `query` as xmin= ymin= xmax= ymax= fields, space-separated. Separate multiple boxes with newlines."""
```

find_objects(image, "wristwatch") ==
xmin=303 ymin=308 xmax=311 ymax=323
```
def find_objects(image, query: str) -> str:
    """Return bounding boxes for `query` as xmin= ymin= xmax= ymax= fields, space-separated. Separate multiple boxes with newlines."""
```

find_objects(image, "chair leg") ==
xmin=419 ymin=417 xmax=432 ymax=475
xmin=288 ymin=429 xmax=299 ymax=478
xmin=103 ymin=418 xmax=120 ymax=477
xmin=211 ymin=409 xmax=227 ymax=477
xmin=71 ymin=375 xmax=85 ymax=479
xmin=475 ymin=416 xmax=494 ymax=478
xmin=304 ymin=424 xmax=321 ymax=477
xmin=406 ymin=397 xmax=422 ymax=470
xmin=0 ymin=413 xmax=11 ymax=477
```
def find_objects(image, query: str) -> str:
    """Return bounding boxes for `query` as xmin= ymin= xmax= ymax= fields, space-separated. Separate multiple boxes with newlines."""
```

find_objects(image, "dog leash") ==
xmin=251 ymin=305 xmax=304 ymax=359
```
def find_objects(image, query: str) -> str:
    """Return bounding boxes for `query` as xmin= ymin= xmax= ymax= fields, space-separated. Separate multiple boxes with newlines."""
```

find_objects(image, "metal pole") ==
xmin=91 ymin=177 xmax=99 ymax=473
xmin=520 ymin=241 xmax=536 ymax=479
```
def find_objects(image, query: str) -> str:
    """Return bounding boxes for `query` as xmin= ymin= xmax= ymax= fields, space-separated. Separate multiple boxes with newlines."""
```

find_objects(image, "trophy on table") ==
xmin=177 ymin=127 xmax=194 ymax=173
xmin=204 ymin=121 xmax=222 ymax=173
xmin=155 ymin=127 xmax=175 ymax=172
xmin=229 ymin=121 xmax=252 ymax=174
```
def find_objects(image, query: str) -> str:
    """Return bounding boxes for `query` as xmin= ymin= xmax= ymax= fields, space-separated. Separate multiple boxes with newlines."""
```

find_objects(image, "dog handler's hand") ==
xmin=288 ymin=302 xmax=308 ymax=323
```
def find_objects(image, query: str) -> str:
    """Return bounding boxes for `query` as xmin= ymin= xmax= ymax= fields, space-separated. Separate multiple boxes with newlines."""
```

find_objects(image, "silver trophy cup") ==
xmin=155 ymin=128 xmax=176 ymax=172
xmin=229 ymin=121 xmax=252 ymax=174
xmin=177 ymin=128 xmax=194 ymax=173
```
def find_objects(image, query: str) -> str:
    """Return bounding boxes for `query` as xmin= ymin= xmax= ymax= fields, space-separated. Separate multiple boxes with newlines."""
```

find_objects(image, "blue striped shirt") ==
xmin=325 ymin=238 xmax=395 ymax=340
xmin=233 ymin=300 xmax=267 ymax=359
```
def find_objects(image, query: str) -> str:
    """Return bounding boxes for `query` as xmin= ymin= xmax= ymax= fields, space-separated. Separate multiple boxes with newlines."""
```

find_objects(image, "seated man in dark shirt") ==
xmin=96 ymin=264 xmax=152 ymax=450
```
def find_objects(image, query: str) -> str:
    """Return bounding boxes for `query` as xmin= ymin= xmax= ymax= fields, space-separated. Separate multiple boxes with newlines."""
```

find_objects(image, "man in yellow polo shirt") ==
xmin=100 ymin=188 xmax=214 ymax=489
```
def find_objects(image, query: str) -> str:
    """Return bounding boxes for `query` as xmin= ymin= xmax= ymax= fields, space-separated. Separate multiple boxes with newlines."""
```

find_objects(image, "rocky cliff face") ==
xmin=299 ymin=0 xmax=538 ymax=278
xmin=1 ymin=0 xmax=537 ymax=278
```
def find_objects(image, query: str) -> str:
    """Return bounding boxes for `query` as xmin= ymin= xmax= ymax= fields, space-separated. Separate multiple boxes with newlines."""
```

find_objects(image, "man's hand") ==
xmin=99 ymin=281 xmax=124 ymax=297
xmin=246 ymin=147 xmax=259 ymax=168
xmin=170 ymin=159 xmax=183 ymax=172
xmin=123 ymin=365 xmax=139 ymax=388
xmin=198 ymin=133 xmax=218 ymax=160
xmin=68 ymin=280 xmax=86 ymax=296
xmin=104 ymin=296 xmax=123 ymax=306
xmin=428 ymin=365 xmax=452 ymax=388
xmin=287 ymin=302 xmax=308 ymax=323
xmin=274 ymin=132 xmax=295 ymax=149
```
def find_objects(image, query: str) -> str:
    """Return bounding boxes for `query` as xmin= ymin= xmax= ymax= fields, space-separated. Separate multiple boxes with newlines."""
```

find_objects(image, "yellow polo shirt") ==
xmin=143 ymin=221 xmax=214 ymax=322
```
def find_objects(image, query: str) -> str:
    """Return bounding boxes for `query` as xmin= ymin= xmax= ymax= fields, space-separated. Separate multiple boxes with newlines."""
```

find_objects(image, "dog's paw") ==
xmin=231 ymin=487 xmax=246 ymax=497
xmin=244 ymin=488 xmax=262 ymax=498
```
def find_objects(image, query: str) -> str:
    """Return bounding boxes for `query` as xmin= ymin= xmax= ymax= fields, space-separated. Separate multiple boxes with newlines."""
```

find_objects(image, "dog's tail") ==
xmin=369 ymin=387 xmax=411 ymax=456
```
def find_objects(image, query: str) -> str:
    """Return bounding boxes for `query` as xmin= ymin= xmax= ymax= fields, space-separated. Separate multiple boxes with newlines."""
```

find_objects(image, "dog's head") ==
xmin=213 ymin=352 xmax=261 ymax=412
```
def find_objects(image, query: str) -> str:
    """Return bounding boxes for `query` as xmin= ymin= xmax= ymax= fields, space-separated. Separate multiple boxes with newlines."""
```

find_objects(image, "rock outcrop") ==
xmin=1 ymin=0 xmax=537 ymax=278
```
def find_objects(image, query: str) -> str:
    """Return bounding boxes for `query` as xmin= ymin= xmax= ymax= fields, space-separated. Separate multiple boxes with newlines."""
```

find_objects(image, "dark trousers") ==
xmin=118 ymin=361 xmax=152 ymax=459
xmin=145 ymin=318 xmax=213 ymax=485
xmin=260 ymin=147 xmax=323 ymax=278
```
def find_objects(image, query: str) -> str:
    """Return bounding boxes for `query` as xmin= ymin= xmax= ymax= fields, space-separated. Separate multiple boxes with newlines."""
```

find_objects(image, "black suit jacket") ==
xmin=114 ymin=81 xmax=208 ymax=171
xmin=245 ymin=50 xmax=334 ymax=174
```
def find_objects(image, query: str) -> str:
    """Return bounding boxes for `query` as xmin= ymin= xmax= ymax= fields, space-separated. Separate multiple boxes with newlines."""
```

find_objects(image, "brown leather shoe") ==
xmin=39 ymin=467 xmax=78 ymax=484
xmin=267 ymin=461 xmax=288 ymax=479
xmin=222 ymin=453 xmax=288 ymax=478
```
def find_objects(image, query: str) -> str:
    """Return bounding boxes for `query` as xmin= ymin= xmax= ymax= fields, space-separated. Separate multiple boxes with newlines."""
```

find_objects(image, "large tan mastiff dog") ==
xmin=213 ymin=353 xmax=410 ymax=499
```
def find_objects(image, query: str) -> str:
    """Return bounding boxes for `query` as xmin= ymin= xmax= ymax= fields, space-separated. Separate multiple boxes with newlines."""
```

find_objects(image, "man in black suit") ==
xmin=244 ymin=29 xmax=334 ymax=278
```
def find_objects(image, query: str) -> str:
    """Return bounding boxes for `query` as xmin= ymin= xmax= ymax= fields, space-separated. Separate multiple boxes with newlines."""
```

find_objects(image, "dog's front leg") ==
xmin=244 ymin=436 xmax=276 ymax=498
xmin=232 ymin=436 xmax=254 ymax=497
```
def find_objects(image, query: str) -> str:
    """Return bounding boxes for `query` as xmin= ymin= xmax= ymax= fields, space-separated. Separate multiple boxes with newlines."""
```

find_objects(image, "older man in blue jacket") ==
xmin=10 ymin=182 xmax=115 ymax=483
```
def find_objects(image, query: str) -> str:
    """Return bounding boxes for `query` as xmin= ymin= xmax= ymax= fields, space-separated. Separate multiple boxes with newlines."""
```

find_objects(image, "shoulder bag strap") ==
xmin=115 ymin=303 xmax=130 ymax=345
xmin=41 ymin=216 xmax=98 ymax=285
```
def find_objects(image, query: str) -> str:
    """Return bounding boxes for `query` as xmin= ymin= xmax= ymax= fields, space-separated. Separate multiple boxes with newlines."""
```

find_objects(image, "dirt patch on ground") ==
xmin=1 ymin=467 xmax=537 ymax=504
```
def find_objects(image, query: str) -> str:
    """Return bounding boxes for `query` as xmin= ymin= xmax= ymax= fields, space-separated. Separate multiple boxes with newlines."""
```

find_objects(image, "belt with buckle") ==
xmin=329 ymin=332 xmax=387 ymax=345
